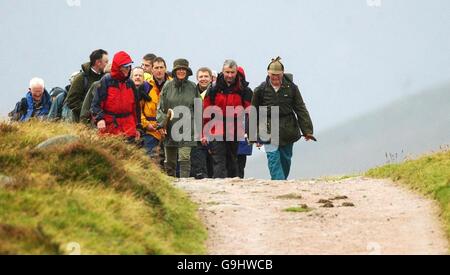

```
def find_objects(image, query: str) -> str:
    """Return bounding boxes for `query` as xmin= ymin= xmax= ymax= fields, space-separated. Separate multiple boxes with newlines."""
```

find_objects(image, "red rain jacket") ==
xmin=91 ymin=51 xmax=141 ymax=138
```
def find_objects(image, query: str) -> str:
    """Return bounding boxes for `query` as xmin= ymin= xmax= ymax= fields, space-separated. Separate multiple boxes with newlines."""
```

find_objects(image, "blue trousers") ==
xmin=143 ymin=134 xmax=160 ymax=156
xmin=266 ymin=144 xmax=294 ymax=180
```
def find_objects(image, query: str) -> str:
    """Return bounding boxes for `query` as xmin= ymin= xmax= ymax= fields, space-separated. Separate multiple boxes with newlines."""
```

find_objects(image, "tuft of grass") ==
xmin=284 ymin=205 xmax=312 ymax=213
xmin=366 ymin=149 xmax=450 ymax=243
xmin=0 ymin=223 xmax=60 ymax=255
xmin=276 ymin=193 xmax=303 ymax=200
xmin=0 ymin=122 xmax=18 ymax=135
xmin=319 ymin=174 xmax=360 ymax=182
xmin=0 ymin=120 xmax=207 ymax=254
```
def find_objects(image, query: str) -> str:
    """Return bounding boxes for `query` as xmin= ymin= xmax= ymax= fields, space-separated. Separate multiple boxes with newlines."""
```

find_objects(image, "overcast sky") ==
xmin=0 ymin=0 xmax=449 ymax=131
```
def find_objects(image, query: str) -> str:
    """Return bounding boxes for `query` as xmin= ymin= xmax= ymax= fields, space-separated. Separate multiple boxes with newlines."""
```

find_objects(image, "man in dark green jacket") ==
xmin=252 ymin=57 xmax=315 ymax=180
xmin=65 ymin=49 xmax=109 ymax=122
xmin=79 ymin=63 xmax=112 ymax=125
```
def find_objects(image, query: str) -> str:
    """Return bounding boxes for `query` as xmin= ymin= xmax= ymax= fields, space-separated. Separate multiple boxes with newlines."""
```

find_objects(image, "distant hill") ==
xmin=246 ymin=83 xmax=450 ymax=179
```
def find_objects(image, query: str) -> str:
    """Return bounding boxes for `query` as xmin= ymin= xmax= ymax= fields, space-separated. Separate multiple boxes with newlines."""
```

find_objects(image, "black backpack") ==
xmin=49 ymin=87 xmax=67 ymax=100
xmin=74 ymin=70 xmax=90 ymax=95
xmin=8 ymin=98 xmax=28 ymax=121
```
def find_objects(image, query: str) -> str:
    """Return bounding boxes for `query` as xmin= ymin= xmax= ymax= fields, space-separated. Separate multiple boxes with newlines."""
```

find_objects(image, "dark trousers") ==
xmin=190 ymin=143 xmax=209 ymax=179
xmin=207 ymin=152 xmax=214 ymax=178
xmin=143 ymin=134 xmax=160 ymax=157
xmin=210 ymin=141 xmax=239 ymax=178
xmin=237 ymin=155 xmax=247 ymax=179
xmin=158 ymin=143 xmax=165 ymax=170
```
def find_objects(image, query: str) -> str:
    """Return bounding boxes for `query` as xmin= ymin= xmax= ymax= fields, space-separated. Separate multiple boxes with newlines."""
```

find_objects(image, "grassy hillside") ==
xmin=0 ymin=121 xmax=207 ymax=255
xmin=367 ymin=149 xmax=450 ymax=241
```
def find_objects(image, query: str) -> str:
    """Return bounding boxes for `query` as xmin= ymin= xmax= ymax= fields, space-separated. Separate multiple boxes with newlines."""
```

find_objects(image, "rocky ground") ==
xmin=174 ymin=177 xmax=448 ymax=255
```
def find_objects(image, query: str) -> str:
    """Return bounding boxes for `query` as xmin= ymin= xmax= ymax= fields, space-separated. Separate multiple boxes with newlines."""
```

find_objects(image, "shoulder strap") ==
xmin=82 ymin=71 xmax=89 ymax=94
xmin=284 ymin=74 xmax=298 ymax=95
xmin=209 ymin=85 xmax=217 ymax=105
xmin=97 ymin=74 xmax=115 ymax=103
xmin=257 ymin=83 xmax=266 ymax=106
xmin=129 ymin=80 xmax=142 ymax=129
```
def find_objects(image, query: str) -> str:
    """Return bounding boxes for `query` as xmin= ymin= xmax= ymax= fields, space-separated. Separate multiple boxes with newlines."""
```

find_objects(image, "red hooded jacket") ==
xmin=91 ymin=51 xmax=141 ymax=138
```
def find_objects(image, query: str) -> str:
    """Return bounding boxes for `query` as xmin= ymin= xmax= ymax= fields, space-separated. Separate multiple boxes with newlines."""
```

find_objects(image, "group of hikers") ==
xmin=9 ymin=49 xmax=315 ymax=180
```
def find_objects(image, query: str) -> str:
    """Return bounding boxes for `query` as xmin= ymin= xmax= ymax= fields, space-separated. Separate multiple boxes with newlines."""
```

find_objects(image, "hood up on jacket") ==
xmin=111 ymin=51 xmax=133 ymax=82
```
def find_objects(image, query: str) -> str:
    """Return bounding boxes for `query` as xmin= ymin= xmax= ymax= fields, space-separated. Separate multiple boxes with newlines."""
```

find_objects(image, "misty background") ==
xmin=0 ymin=0 xmax=449 ymax=179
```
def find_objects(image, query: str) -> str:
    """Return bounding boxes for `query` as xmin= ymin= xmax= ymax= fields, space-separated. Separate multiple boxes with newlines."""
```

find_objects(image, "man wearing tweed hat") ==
xmin=252 ymin=57 xmax=315 ymax=180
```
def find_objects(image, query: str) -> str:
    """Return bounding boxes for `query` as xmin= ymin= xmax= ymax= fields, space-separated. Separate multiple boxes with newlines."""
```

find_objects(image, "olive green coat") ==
xmin=157 ymin=78 xmax=201 ymax=148
xmin=252 ymin=75 xmax=313 ymax=146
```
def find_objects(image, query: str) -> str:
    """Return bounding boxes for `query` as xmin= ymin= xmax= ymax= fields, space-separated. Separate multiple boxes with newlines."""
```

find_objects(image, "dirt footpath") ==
xmin=174 ymin=177 xmax=448 ymax=255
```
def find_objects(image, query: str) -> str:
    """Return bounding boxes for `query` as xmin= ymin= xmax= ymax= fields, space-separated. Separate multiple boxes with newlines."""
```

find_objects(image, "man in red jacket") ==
xmin=91 ymin=51 xmax=141 ymax=140
xmin=202 ymin=59 xmax=253 ymax=178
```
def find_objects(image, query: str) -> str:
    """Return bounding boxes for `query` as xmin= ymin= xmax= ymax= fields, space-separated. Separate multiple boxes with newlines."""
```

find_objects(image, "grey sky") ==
xmin=0 ymin=0 xmax=449 ymax=132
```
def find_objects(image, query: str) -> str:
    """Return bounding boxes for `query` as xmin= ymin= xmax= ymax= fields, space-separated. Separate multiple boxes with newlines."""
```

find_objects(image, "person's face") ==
xmin=176 ymin=69 xmax=187 ymax=80
xmin=120 ymin=66 xmax=132 ymax=78
xmin=152 ymin=61 xmax=167 ymax=81
xmin=269 ymin=73 xmax=283 ymax=87
xmin=96 ymin=54 xmax=109 ymax=73
xmin=30 ymin=85 xmax=44 ymax=101
xmin=197 ymin=71 xmax=212 ymax=90
xmin=132 ymin=69 xmax=144 ymax=87
xmin=141 ymin=59 xmax=153 ymax=74
xmin=223 ymin=66 xmax=237 ymax=85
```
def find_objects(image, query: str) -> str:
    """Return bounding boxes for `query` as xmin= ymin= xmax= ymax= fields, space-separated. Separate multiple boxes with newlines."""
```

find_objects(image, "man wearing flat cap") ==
xmin=252 ymin=57 xmax=315 ymax=180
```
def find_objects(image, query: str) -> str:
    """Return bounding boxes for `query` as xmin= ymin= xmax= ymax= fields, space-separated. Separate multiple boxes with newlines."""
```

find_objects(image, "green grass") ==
xmin=318 ymin=174 xmax=360 ymax=182
xmin=0 ymin=121 xmax=207 ymax=254
xmin=366 ymin=149 xmax=450 ymax=242
xmin=284 ymin=206 xmax=312 ymax=213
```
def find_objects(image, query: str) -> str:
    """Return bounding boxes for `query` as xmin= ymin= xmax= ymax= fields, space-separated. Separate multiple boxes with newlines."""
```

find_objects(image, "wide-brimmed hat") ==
xmin=172 ymin=58 xmax=193 ymax=76
xmin=267 ymin=56 xmax=284 ymax=75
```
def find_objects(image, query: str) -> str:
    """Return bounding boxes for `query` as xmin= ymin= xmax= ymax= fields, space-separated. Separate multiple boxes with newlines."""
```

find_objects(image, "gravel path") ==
xmin=174 ymin=177 xmax=448 ymax=255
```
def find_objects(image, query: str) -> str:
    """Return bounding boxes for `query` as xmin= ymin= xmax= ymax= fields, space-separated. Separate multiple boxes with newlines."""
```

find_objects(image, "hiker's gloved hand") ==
xmin=201 ymin=137 xmax=208 ymax=146
xmin=97 ymin=120 xmax=106 ymax=129
xmin=135 ymin=130 xmax=141 ymax=140
xmin=304 ymin=134 xmax=317 ymax=142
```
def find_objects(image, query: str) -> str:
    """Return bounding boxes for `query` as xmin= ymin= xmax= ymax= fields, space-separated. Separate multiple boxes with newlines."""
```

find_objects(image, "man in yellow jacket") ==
xmin=141 ymin=57 xmax=172 ymax=157
xmin=141 ymin=53 xmax=156 ymax=83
